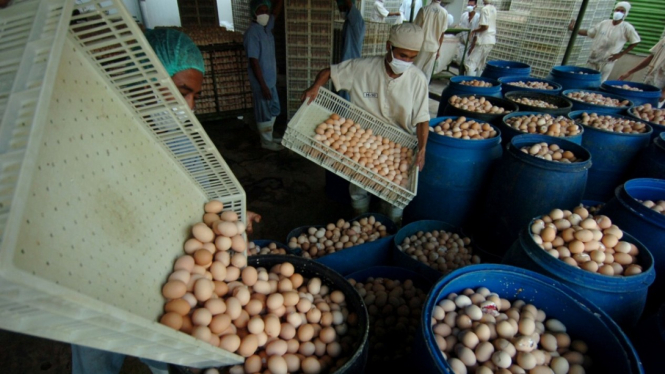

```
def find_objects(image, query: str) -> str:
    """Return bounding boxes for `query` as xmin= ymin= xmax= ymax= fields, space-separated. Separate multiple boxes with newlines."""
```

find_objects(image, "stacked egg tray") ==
xmin=231 ymin=0 xmax=251 ymax=33
xmin=282 ymin=87 xmax=418 ymax=209
xmin=177 ymin=0 xmax=219 ymax=27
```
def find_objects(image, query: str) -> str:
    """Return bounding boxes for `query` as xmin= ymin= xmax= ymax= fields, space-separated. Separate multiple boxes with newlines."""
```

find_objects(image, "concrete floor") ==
xmin=0 ymin=77 xmax=451 ymax=373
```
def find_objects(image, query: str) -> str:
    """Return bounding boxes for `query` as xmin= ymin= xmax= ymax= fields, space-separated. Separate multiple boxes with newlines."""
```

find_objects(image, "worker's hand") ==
xmin=261 ymin=84 xmax=272 ymax=100
xmin=301 ymin=85 xmax=320 ymax=104
xmin=417 ymin=147 xmax=426 ymax=171
xmin=609 ymin=53 xmax=622 ymax=62
xmin=618 ymin=72 xmax=632 ymax=81
xmin=568 ymin=20 xmax=575 ymax=31
xmin=246 ymin=211 xmax=262 ymax=234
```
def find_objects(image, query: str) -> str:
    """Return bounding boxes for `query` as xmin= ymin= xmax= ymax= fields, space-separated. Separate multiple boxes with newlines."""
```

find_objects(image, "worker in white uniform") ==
xmin=454 ymin=0 xmax=480 ymax=65
xmin=400 ymin=0 xmax=422 ymax=23
xmin=464 ymin=0 xmax=496 ymax=76
xmin=413 ymin=0 xmax=449 ymax=83
xmin=569 ymin=1 xmax=640 ymax=82
xmin=619 ymin=35 xmax=665 ymax=104
xmin=371 ymin=0 xmax=401 ymax=23
xmin=301 ymin=24 xmax=430 ymax=220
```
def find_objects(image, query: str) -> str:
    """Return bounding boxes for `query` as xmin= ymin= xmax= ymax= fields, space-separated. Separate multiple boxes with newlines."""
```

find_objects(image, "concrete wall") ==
xmin=608 ymin=53 xmax=648 ymax=82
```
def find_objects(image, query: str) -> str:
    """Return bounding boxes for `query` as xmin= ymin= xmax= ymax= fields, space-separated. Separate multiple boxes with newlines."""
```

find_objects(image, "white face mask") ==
xmin=257 ymin=14 xmax=270 ymax=26
xmin=613 ymin=11 xmax=625 ymax=21
xmin=467 ymin=6 xmax=474 ymax=12
xmin=388 ymin=48 xmax=412 ymax=75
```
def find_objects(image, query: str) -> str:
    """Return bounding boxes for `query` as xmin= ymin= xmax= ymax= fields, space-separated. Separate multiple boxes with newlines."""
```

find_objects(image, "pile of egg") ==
xmin=430 ymin=117 xmax=498 ymax=140
xmin=289 ymin=216 xmax=388 ymax=259
xmin=611 ymin=84 xmax=643 ymax=92
xmin=576 ymin=112 xmax=649 ymax=134
xmin=248 ymin=242 xmax=290 ymax=256
xmin=505 ymin=114 xmax=580 ymax=138
xmin=631 ymin=104 xmax=665 ymax=125
xmin=638 ymin=199 xmax=665 ymax=215
xmin=449 ymin=95 xmax=512 ymax=114
xmin=520 ymin=143 xmax=581 ymax=163
xmin=160 ymin=201 xmax=360 ymax=374
xmin=347 ymin=276 xmax=426 ymax=366
xmin=459 ymin=80 xmax=494 ymax=87
xmin=531 ymin=208 xmax=644 ymax=276
xmin=506 ymin=81 xmax=556 ymax=90
xmin=397 ymin=230 xmax=481 ymax=274
xmin=313 ymin=114 xmax=413 ymax=187
xmin=509 ymin=97 xmax=559 ymax=109
xmin=564 ymin=91 xmax=630 ymax=107
xmin=431 ymin=287 xmax=591 ymax=374
xmin=581 ymin=203 xmax=604 ymax=215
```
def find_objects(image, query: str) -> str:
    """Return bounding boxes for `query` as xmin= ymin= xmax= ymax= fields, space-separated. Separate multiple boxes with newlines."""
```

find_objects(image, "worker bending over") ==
xmin=302 ymin=24 xmax=430 ymax=221
xmin=569 ymin=1 xmax=640 ymax=82
xmin=464 ymin=0 xmax=497 ymax=76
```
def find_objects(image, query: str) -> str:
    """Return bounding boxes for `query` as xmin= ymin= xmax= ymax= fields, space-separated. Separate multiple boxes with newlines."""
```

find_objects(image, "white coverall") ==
xmin=464 ymin=3 xmax=497 ymax=76
xmin=413 ymin=1 xmax=449 ymax=82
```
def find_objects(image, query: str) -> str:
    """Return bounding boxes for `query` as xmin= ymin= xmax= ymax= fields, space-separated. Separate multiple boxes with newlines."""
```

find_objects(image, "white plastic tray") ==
xmin=0 ymin=0 xmax=245 ymax=368
xmin=282 ymin=87 xmax=418 ymax=209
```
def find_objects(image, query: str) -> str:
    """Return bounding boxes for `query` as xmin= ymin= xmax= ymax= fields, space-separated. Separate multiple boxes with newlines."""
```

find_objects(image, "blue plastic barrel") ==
xmin=480 ymin=60 xmax=531 ymax=80
xmin=504 ymin=219 xmax=656 ymax=328
xmin=629 ymin=133 xmax=665 ymax=179
xmin=568 ymin=111 xmax=653 ymax=201
xmin=599 ymin=179 xmax=665 ymax=311
xmin=601 ymin=80 xmax=661 ymax=106
xmin=563 ymin=89 xmax=633 ymax=114
xmin=436 ymin=76 xmax=502 ymax=117
xmin=415 ymin=264 xmax=644 ymax=374
xmin=547 ymin=65 xmax=602 ymax=90
xmin=630 ymin=302 xmax=665 ymax=374
xmin=504 ymin=92 xmax=573 ymax=116
xmin=499 ymin=76 xmax=563 ymax=95
xmin=628 ymin=106 xmax=665 ymax=140
xmin=475 ymin=134 xmax=592 ymax=256
xmin=403 ymin=117 xmax=502 ymax=227
xmin=499 ymin=111 xmax=584 ymax=146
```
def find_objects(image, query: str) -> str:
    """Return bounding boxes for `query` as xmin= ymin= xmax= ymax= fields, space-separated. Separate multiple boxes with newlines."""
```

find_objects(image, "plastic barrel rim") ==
xmin=499 ymin=76 xmax=563 ymax=95
xmin=601 ymin=80 xmax=662 ymax=106
xmin=508 ymin=134 xmax=592 ymax=172
xmin=628 ymin=106 xmax=665 ymax=140
xmin=569 ymin=110 xmax=653 ymax=137
xmin=427 ymin=116 xmax=502 ymax=147
xmin=547 ymin=65 xmax=602 ymax=91
xmin=443 ymin=94 xmax=519 ymax=125
xmin=437 ymin=76 xmax=502 ymax=117
xmin=562 ymin=89 xmax=633 ymax=114
xmin=499 ymin=111 xmax=583 ymax=145
xmin=504 ymin=91 xmax=573 ymax=115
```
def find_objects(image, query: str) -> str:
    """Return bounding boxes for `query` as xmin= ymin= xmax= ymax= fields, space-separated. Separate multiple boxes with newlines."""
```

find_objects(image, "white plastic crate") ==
xmin=282 ymin=87 xmax=418 ymax=209
xmin=0 ymin=0 xmax=245 ymax=368
xmin=231 ymin=0 xmax=250 ymax=33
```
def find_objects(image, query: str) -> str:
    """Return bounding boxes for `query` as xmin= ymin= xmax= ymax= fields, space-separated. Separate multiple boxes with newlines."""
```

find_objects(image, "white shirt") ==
xmin=459 ymin=11 xmax=480 ymax=30
xmin=587 ymin=20 xmax=641 ymax=64
xmin=476 ymin=4 xmax=497 ymax=45
xmin=400 ymin=0 xmax=422 ymax=23
xmin=415 ymin=2 xmax=449 ymax=53
xmin=372 ymin=1 xmax=390 ymax=22
xmin=645 ymin=37 xmax=665 ymax=89
xmin=331 ymin=57 xmax=430 ymax=134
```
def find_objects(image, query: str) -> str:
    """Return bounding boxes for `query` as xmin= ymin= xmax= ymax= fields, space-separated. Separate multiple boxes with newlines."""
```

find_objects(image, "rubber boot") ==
xmin=258 ymin=118 xmax=284 ymax=151
xmin=380 ymin=199 xmax=404 ymax=227
xmin=350 ymin=184 xmax=370 ymax=216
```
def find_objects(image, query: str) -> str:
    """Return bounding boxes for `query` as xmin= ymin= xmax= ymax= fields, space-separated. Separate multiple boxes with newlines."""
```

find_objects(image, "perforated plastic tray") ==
xmin=282 ymin=87 xmax=418 ymax=209
xmin=0 ymin=0 xmax=245 ymax=368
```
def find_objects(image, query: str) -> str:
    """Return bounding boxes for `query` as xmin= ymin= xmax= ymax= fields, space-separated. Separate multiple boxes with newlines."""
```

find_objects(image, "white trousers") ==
xmin=414 ymin=51 xmax=437 ymax=83
xmin=588 ymin=60 xmax=616 ymax=82
xmin=464 ymin=44 xmax=494 ymax=77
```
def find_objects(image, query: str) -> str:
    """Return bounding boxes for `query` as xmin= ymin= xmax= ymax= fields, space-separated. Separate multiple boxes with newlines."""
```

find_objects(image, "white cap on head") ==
xmin=388 ymin=23 xmax=425 ymax=52
xmin=483 ymin=0 xmax=492 ymax=4
xmin=615 ymin=1 xmax=631 ymax=16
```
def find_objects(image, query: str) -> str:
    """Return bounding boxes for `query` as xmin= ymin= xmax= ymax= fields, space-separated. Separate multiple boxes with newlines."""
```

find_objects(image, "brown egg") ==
xmin=298 ymin=324 xmax=315 ymax=341
xmin=165 ymin=298 xmax=191 ymax=315
xmin=180 ymin=314 xmax=193 ymax=334
xmin=226 ymin=297 xmax=242 ymax=319
xmin=203 ymin=212 xmax=220 ymax=226
xmin=218 ymin=221 xmax=238 ymax=237
xmin=231 ymin=253 xmax=247 ymax=268
xmin=214 ymin=280 xmax=229 ymax=296
xmin=225 ymin=266 xmax=241 ymax=282
xmin=194 ymin=279 xmax=214 ymax=302
xmin=192 ymin=308 xmax=213 ymax=326
xmin=291 ymin=273 xmax=305 ymax=288
xmin=210 ymin=313 xmax=232 ymax=334
xmin=219 ymin=334 xmax=241 ymax=352
xmin=184 ymin=238 xmax=203 ymax=254
xmin=268 ymin=355 xmax=288 ymax=374
xmin=284 ymin=353 xmax=301 ymax=372
xmin=244 ymin=355 xmax=262 ymax=373
xmin=205 ymin=298 xmax=226 ymax=315
xmin=301 ymin=357 xmax=321 ymax=374
xmin=241 ymin=267 xmax=258 ymax=286
xmin=173 ymin=255 xmax=195 ymax=272
xmin=192 ymin=223 xmax=215 ymax=243
xmin=231 ymin=235 xmax=247 ymax=252
xmin=160 ymin=312 xmax=183 ymax=330
xmin=168 ymin=269 xmax=190 ymax=284
xmin=215 ymin=236 xmax=232 ymax=251
xmin=162 ymin=280 xmax=187 ymax=299
xmin=233 ymin=286 xmax=251 ymax=306
xmin=267 ymin=293 xmax=285 ymax=310
xmin=209 ymin=261 xmax=227 ymax=281
xmin=194 ymin=249 xmax=213 ymax=266
xmin=191 ymin=326 xmax=212 ymax=342
xmin=264 ymin=314 xmax=281 ymax=337
xmin=245 ymin=299 xmax=264 ymax=316
xmin=215 ymin=250 xmax=231 ymax=266
xmin=281 ymin=262 xmax=295 ymax=277
xmin=266 ymin=339 xmax=289 ymax=356
xmin=253 ymin=280 xmax=271 ymax=295
xmin=205 ymin=200 xmax=224 ymax=213
xmin=238 ymin=334 xmax=259 ymax=357
xmin=221 ymin=211 xmax=239 ymax=222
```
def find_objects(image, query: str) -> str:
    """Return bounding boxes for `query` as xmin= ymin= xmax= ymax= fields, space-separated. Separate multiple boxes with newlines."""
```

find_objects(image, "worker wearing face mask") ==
xmin=337 ymin=0 xmax=365 ymax=101
xmin=454 ymin=0 xmax=480 ymax=65
xmin=244 ymin=0 xmax=284 ymax=151
xmin=413 ymin=0 xmax=449 ymax=83
xmin=301 ymin=24 xmax=430 ymax=220
xmin=619 ymin=35 xmax=665 ymax=104
xmin=569 ymin=1 xmax=640 ymax=82
xmin=464 ymin=0 xmax=497 ymax=76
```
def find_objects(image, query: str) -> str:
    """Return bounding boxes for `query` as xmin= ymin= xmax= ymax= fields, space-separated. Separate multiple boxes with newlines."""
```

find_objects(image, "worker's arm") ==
xmin=250 ymin=58 xmax=272 ymax=99
xmin=416 ymin=121 xmax=429 ymax=171
xmin=568 ymin=21 xmax=588 ymax=36
xmin=301 ymin=68 xmax=331 ymax=104
xmin=619 ymin=54 xmax=654 ymax=80
xmin=272 ymin=0 xmax=284 ymax=17
xmin=610 ymin=42 xmax=639 ymax=62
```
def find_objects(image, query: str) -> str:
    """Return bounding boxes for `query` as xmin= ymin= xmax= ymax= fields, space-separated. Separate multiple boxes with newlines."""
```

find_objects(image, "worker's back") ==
xmin=415 ymin=1 xmax=448 ymax=53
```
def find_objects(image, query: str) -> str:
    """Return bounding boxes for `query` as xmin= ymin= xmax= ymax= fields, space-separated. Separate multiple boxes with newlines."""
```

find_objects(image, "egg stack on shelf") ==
xmin=285 ymin=0 xmax=335 ymax=119
xmin=231 ymin=0 xmax=251 ymax=33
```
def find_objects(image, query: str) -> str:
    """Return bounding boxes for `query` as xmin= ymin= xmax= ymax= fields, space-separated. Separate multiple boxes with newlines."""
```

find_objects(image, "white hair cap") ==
xmin=615 ymin=1 xmax=631 ymax=16
xmin=388 ymin=23 xmax=425 ymax=52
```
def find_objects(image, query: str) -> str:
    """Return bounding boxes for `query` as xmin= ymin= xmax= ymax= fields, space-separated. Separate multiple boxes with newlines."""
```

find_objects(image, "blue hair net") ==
xmin=145 ymin=29 xmax=204 ymax=77
xmin=251 ymin=0 xmax=272 ymax=14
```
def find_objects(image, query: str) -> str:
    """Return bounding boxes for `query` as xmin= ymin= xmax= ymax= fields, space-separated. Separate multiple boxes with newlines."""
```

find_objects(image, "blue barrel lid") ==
xmin=569 ymin=110 xmax=654 ymax=137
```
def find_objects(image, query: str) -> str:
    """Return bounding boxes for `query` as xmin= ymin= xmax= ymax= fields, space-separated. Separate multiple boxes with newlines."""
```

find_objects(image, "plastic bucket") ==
xmin=416 ymin=264 xmax=644 ymax=373
xmin=503 ymin=219 xmax=656 ymax=328
xmin=475 ymin=134 xmax=592 ymax=257
xmin=563 ymin=89 xmax=633 ymax=115
xmin=601 ymin=80 xmax=662 ymax=106
xmin=499 ymin=76 xmax=563 ymax=95
xmin=568 ymin=111 xmax=653 ymax=202
xmin=499 ymin=111 xmax=583 ymax=146
xmin=547 ymin=65 xmax=602 ymax=90
xmin=247 ymin=255 xmax=370 ymax=373
xmin=504 ymin=91 xmax=573 ymax=116
xmin=442 ymin=94 xmax=519 ymax=126
xmin=436 ymin=76 xmax=502 ymax=117
xmin=480 ymin=60 xmax=531 ymax=80
xmin=403 ymin=117 xmax=502 ymax=227
xmin=628 ymin=106 xmax=665 ymax=140
xmin=629 ymin=133 xmax=665 ymax=180
xmin=599 ymin=179 xmax=665 ymax=311
xmin=629 ymin=302 xmax=665 ymax=374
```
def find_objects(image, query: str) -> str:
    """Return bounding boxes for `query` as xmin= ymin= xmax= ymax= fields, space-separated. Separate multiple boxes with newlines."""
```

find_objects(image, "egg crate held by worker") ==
xmin=283 ymin=87 xmax=419 ymax=210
